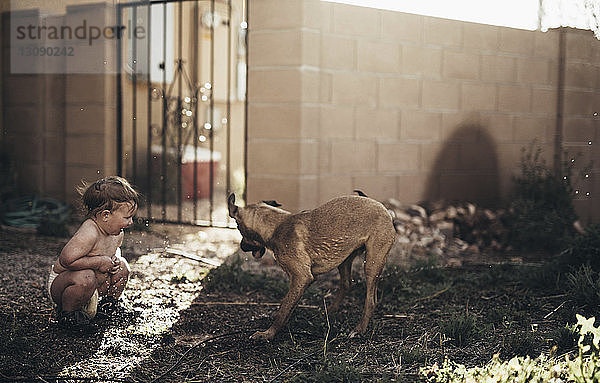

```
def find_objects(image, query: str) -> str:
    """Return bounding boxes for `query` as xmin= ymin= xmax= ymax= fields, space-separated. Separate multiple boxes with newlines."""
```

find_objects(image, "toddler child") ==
xmin=48 ymin=176 xmax=139 ymax=332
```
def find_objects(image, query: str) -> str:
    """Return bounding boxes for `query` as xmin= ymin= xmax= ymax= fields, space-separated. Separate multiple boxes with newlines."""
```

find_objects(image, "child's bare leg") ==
xmin=50 ymin=269 xmax=96 ymax=312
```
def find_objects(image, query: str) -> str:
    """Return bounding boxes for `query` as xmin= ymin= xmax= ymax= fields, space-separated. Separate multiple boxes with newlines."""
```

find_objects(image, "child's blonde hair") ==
xmin=78 ymin=176 xmax=139 ymax=217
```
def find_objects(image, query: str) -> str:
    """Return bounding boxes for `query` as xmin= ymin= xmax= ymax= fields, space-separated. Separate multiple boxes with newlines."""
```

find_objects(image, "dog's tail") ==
xmin=353 ymin=190 xmax=368 ymax=197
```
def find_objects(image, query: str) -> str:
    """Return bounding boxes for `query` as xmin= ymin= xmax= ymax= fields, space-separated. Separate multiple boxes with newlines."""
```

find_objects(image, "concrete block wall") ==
xmin=1 ymin=4 xmax=118 ymax=203
xmin=247 ymin=0 xmax=600 ymax=221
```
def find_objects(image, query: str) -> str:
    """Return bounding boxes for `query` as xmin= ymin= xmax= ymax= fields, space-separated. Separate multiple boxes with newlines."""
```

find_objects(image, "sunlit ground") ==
xmin=57 ymin=227 xmax=241 ymax=380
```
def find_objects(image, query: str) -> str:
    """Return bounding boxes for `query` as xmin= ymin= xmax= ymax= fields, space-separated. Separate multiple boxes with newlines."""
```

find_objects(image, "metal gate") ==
xmin=116 ymin=0 xmax=247 ymax=226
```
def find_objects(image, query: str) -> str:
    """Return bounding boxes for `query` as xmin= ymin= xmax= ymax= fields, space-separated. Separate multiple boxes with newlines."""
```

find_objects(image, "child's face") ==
xmin=100 ymin=202 xmax=137 ymax=235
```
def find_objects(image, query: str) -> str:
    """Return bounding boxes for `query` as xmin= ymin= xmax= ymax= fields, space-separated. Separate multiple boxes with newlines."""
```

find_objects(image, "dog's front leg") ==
xmin=251 ymin=270 xmax=314 ymax=340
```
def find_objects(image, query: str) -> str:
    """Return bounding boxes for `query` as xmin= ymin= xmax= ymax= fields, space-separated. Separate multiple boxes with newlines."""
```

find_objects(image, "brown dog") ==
xmin=227 ymin=193 xmax=396 ymax=340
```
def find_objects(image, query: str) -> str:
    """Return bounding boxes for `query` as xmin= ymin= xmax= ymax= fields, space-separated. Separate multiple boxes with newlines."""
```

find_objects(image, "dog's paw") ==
xmin=250 ymin=330 xmax=275 ymax=340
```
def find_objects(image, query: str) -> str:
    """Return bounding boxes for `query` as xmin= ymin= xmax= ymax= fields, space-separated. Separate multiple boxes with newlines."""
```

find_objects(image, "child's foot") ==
xmin=57 ymin=310 xmax=98 ymax=334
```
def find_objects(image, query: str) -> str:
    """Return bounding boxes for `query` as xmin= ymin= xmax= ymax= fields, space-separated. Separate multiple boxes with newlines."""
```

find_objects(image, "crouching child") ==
xmin=48 ymin=176 xmax=139 ymax=332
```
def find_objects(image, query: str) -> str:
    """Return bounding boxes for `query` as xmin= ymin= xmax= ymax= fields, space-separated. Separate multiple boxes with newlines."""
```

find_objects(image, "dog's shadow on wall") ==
xmin=424 ymin=123 xmax=500 ymax=207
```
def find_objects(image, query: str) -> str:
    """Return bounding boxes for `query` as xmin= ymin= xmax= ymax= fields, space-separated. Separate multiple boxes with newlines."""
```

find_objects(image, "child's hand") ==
xmin=109 ymin=256 xmax=121 ymax=275
xmin=98 ymin=256 xmax=116 ymax=273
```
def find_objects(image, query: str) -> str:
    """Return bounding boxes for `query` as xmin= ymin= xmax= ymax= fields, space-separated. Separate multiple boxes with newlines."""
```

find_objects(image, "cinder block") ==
xmin=514 ymin=117 xmax=552 ymax=143
xmin=330 ymin=141 xmax=376 ymax=173
xmin=320 ymin=106 xmax=354 ymax=139
xmin=248 ymin=104 xmax=301 ymax=139
xmin=65 ymin=74 xmax=107 ymax=103
xmin=250 ymin=0 xmax=304 ymax=30
xmin=564 ymin=90 xmax=595 ymax=116
xmin=382 ymin=11 xmax=422 ymax=43
xmin=401 ymin=45 xmax=443 ymax=77
xmin=298 ymin=176 xmax=319 ymax=211
xmin=377 ymin=142 xmax=420 ymax=172
xmin=44 ymin=135 xmax=66 ymax=165
xmin=499 ymin=28 xmax=534 ymax=55
xmin=517 ymin=58 xmax=551 ymax=85
xmin=320 ymin=72 xmax=332 ymax=103
xmin=301 ymin=105 xmax=320 ymax=139
xmin=300 ymin=142 xmax=319 ymax=174
xmin=247 ymin=175 xmax=300 ymax=211
xmin=463 ymin=22 xmax=498 ymax=51
xmin=422 ymin=80 xmax=460 ymax=110
xmin=401 ymin=110 xmax=442 ymax=140
xmin=565 ymin=30 xmax=594 ymax=61
xmin=532 ymin=87 xmax=558 ymax=114
xmin=319 ymin=175 xmax=353 ymax=204
xmin=424 ymin=17 xmax=462 ymax=47
xmin=4 ymin=75 xmax=43 ymax=106
xmin=441 ymin=112 xmax=483 ymax=142
xmin=443 ymin=51 xmax=480 ymax=80
xmin=534 ymin=30 xmax=559 ymax=59
xmin=379 ymin=77 xmax=420 ymax=108
xmin=321 ymin=34 xmax=356 ymax=71
xmin=462 ymin=83 xmax=496 ymax=111
xmin=4 ymin=106 xmax=42 ymax=135
xmin=66 ymin=104 xmax=107 ymax=135
xmin=66 ymin=135 xmax=105 ymax=166
xmin=248 ymin=69 xmax=302 ymax=103
xmin=481 ymin=55 xmax=516 ymax=82
xmin=331 ymin=72 xmax=377 ymax=107
xmin=498 ymin=85 xmax=531 ymax=113
xmin=565 ymin=62 xmax=597 ymax=89
xmin=249 ymin=30 xmax=303 ymax=67
xmin=247 ymin=140 xmax=300 ymax=175
xmin=352 ymin=175 xmax=397 ymax=200
xmin=357 ymin=40 xmax=401 ymax=73
xmin=332 ymin=3 xmax=380 ymax=38
xmin=481 ymin=114 xmax=514 ymax=143
xmin=563 ymin=117 xmax=593 ymax=143
xmin=397 ymin=174 xmax=430 ymax=204
xmin=303 ymin=31 xmax=320 ymax=67
xmin=318 ymin=141 xmax=331 ymax=173
xmin=355 ymin=108 xmax=399 ymax=139
xmin=320 ymin=1 xmax=333 ymax=33
xmin=302 ymin=69 xmax=320 ymax=103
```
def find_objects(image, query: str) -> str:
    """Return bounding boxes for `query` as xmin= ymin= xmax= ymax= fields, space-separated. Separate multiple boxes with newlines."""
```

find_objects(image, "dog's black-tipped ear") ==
xmin=354 ymin=190 xmax=368 ymax=197
xmin=262 ymin=200 xmax=282 ymax=208
xmin=227 ymin=193 xmax=238 ymax=218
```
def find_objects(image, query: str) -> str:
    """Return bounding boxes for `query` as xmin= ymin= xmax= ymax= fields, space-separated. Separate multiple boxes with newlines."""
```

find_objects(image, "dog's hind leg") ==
xmin=329 ymin=248 xmax=361 ymax=313
xmin=350 ymin=232 xmax=394 ymax=338
xmin=251 ymin=267 xmax=314 ymax=340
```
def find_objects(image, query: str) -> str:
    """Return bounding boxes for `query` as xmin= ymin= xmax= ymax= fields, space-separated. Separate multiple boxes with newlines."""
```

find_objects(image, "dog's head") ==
xmin=228 ymin=193 xmax=282 ymax=259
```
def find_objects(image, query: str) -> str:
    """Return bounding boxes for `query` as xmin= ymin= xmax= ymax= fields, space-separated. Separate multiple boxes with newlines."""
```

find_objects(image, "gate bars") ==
xmin=116 ymin=0 xmax=247 ymax=227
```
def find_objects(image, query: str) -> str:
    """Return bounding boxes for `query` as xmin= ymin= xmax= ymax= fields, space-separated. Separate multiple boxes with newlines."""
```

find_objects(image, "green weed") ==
xmin=441 ymin=314 xmax=478 ymax=347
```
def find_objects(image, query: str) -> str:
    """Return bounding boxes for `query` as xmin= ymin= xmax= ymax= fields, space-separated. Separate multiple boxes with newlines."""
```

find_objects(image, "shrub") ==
xmin=420 ymin=314 xmax=600 ymax=383
xmin=506 ymin=143 xmax=577 ymax=252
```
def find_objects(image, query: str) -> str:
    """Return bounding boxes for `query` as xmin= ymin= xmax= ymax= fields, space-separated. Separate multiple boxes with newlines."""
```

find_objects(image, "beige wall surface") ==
xmin=247 ymin=0 xmax=600 ymax=222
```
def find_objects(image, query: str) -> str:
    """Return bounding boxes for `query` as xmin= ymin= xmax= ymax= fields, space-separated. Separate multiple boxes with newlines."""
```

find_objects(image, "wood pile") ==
xmin=383 ymin=199 xmax=510 ymax=261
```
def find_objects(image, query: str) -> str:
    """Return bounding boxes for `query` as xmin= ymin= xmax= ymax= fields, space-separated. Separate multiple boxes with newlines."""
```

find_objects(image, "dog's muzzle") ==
xmin=240 ymin=240 xmax=266 ymax=259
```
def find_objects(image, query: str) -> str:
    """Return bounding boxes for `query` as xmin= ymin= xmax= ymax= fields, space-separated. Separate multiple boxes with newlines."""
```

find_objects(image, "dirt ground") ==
xmin=0 ymin=223 xmax=575 ymax=382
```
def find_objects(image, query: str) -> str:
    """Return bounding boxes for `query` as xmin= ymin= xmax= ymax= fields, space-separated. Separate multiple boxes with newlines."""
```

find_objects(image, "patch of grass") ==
xmin=290 ymin=357 xmax=363 ymax=383
xmin=548 ymin=325 xmax=577 ymax=354
xmin=441 ymin=314 xmax=478 ymax=347
xmin=502 ymin=331 xmax=539 ymax=358
xmin=401 ymin=348 xmax=426 ymax=365
xmin=566 ymin=264 xmax=600 ymax=313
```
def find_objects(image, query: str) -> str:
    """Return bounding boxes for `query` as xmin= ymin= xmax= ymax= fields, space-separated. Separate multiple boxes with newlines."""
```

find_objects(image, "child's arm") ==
xmin=59 ymin=227 xmax=114 ymax=273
